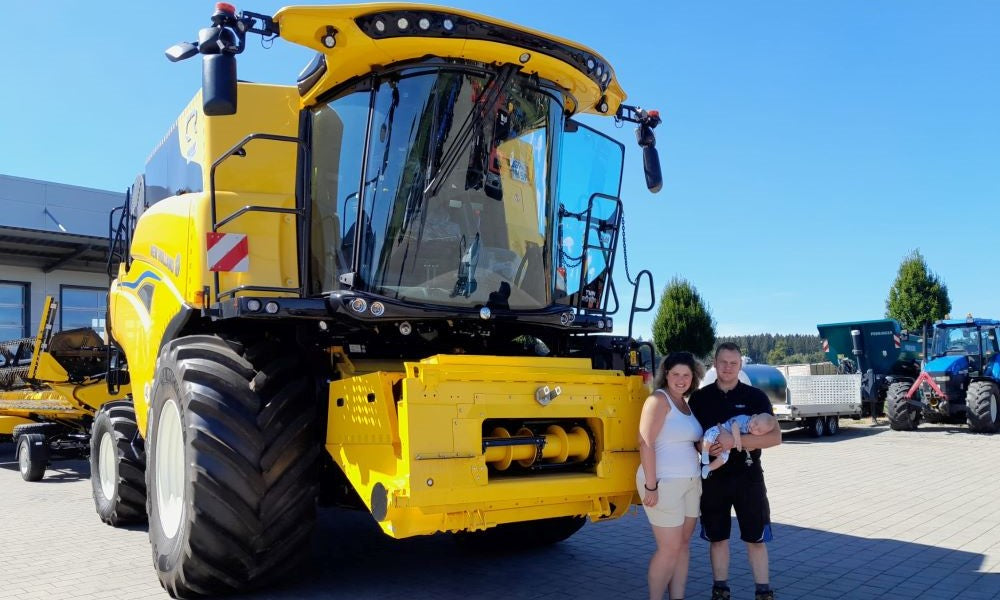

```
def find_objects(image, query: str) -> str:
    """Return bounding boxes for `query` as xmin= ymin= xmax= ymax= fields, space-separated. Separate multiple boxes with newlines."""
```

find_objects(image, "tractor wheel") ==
xmin=807 ymin=416 xmax=826 ymax=438
xmin=966 ymin=381 xmax=1000 ymax=433
xmin=886 ymin=382 xmax=920 ymax=431
xmin=456 ymin=516 xmax=587 ymax=551
xmin=146 ymin=335 xmax=319 ymax=598
xmin=90 ymin=401 xmax=147 ymax=526
xmin=17 ymin=433 xmax=49 ymax=481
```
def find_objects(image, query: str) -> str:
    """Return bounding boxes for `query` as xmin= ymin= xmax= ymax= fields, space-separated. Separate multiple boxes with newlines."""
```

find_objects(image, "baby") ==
xmin=700 ymin=413 xmax=778 ymax=478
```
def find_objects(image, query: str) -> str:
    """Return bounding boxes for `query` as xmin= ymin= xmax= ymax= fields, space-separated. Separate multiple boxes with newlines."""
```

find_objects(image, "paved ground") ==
xmin=1 ymin=420 xmax=999 ymax=600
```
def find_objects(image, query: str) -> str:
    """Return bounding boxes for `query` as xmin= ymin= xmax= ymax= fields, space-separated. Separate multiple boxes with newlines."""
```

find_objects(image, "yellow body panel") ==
xmin=327 ymin=355 xmax=644 ymax=538
xmin=113 ymin=84 xmax=298 ymax=434
xmin=0 ymin=416 xmax=34 ymax=435
xmin=274 ymin=3 xmax=626 ymax=115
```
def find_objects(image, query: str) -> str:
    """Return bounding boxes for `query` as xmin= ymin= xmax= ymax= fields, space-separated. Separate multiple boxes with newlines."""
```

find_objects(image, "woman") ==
xmin=637 ymin=352 xmax=705 ymax=600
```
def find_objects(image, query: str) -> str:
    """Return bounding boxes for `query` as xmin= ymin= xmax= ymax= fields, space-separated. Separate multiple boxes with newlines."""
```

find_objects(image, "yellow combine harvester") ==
xmin=100 ymin=3 xmax=661 ymax=597
xmin=0 ymin=297 xmax=133 ymax=497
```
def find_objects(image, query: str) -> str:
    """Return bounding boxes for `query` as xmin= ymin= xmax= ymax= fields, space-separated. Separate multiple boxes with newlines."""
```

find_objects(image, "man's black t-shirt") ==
xmin=689 ymin=381 xmax=774 ymax=480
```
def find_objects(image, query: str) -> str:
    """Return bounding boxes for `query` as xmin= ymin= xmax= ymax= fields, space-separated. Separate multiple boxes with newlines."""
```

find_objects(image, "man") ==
xmin=689 ymin=343 xmax=782 ymax=600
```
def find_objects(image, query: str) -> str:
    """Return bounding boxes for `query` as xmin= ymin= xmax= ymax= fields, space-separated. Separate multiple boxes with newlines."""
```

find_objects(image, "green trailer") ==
xmin=816 ymin=319 xmax=922 ymax=416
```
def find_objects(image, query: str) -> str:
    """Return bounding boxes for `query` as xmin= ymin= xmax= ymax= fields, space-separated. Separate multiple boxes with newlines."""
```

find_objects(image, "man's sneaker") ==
xmin=701 ymin=465 xmax=711 ymax=479
xmin=710 ymin=587 xmax=730 ymax=600
xmin=754 ymin=591 xmax=774 ymax=600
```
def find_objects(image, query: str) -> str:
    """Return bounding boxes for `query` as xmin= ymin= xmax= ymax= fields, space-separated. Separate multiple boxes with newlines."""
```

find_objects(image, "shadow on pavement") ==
xmin=779 ymin=420 xmax=888 ymax=444
xmin=0 ymin=443 xmax=91 ymax=483
xmin=232 ymin=508 xmax=1000 ymax=599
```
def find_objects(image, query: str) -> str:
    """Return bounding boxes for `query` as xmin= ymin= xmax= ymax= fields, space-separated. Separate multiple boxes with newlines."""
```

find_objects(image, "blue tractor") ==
xmin=885 ymin=316 xmax=1000 ymax=433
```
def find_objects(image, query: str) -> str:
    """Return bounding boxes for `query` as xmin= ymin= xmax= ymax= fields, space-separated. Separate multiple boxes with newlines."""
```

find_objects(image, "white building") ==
xmin=0 ymin=174 xmax=122 ymax=340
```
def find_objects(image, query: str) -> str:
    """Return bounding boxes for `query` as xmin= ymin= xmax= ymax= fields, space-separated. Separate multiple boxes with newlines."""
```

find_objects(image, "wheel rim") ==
xmin=814 ymin=419 xmax=823 ymax=435
xmin=828 ymin=418 xmax=838 ymax=433
xmin=98 ymin=431 xmax=117 ymax=500
xmin=18 ymin=440 xmax=29 ymax=476
xmin=991 ymin=394 xmax=998 ymax=423
xmin=155 ymin=398 xmax=185 ymax=539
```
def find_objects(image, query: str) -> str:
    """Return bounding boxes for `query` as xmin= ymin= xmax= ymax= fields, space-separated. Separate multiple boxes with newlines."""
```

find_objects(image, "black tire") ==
xmin=886 ymin=382 xmax=920 ymax=431
xmin=807 ymin=416 xmax=825 ymax=438
xmin=17 ymin=433 xmax=49 ymax=481
xmin=456 ymin=516 xmax=587 ymax=551
xmin=824 ymin=416 xmax=840 ymax=436
xmin=146 ymin=335 xmax=319 ymax=598
xmin=966 ymin=381 xmax=1000 ymax=433
xmin=90 ymin=401 xmax=147 ymax=526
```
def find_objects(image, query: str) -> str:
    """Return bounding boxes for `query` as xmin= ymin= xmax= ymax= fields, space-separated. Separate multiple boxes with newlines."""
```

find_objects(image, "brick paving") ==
xmin=1 ymin=420 xmax=999 ymax=599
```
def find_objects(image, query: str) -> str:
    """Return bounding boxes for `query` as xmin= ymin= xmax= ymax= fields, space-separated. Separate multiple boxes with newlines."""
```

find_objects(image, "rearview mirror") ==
xmin=643 ymin=145 xmax=662 ymax=193
xmin=202 ymin=53 xmax=237 ymax=116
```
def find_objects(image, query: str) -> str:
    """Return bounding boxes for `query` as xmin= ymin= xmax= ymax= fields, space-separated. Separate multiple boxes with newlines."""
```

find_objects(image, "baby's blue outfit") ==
xmin=700 ymin=414 xmax=753 ymax=479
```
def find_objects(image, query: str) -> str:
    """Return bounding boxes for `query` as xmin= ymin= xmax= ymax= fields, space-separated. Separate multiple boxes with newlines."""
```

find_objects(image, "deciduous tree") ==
xmin=886 ymin=250 xmax=951 ymax=331
xmin=651 ymin=277 xmax=716 ymax=358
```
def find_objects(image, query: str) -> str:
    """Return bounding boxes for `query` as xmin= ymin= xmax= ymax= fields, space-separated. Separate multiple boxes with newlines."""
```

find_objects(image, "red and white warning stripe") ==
xmin=821 ymin=339 xmax=829 ymax=353
xmin=207 ymin=232 xmax=249 ymax=272
xmin=893 ymin=334 xmax=901 ymax=348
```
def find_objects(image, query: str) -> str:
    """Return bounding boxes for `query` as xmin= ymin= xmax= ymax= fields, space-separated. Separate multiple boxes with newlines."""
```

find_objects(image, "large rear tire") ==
xmin=146 ymin=335 xmax=319 ymax=599
xmin=966 ymin=381 xmax=1000 ymax=433
xmin=886 ymin=382 xmax=920 ymax=431
xmin=91 ymin=400 xmax=147 ymax=525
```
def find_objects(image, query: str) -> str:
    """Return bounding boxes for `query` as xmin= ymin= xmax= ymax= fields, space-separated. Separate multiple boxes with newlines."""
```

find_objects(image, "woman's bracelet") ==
xmin=644 ymin=481 xmax=658 ymax=491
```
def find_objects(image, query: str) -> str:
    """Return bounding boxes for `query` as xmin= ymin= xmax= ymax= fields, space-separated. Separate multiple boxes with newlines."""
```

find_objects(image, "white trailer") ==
xmin=775 ymin=374 xmax=862 ymax=437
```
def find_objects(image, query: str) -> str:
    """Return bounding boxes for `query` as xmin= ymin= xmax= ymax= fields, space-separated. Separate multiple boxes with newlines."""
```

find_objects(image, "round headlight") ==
xmin=418 ymin=17 xmax=430 ymax=30
xmin=370 ymin=302 xmax=385 ymax=317
xmin=399 ymin=321 xmax=413 ymax=335
xmin=350 ymin=298 xmax=367 ymax=313
xmin=264 ymin=301 xmax=279 ymax=314
xmin=246 ymin=299 xmax=262 ymax=312
xmin=397 ymin=17 xmax=409 ymax=30
xmin=442 ymin=18 xmax=455 ymax=31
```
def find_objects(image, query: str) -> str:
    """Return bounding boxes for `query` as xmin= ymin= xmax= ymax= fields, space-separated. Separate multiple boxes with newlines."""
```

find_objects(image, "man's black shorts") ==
xmin=700 ymin=470 xmax=773 ymax=543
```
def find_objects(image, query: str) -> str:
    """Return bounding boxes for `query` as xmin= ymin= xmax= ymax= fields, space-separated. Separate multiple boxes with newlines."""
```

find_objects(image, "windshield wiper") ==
xmin=423 ymin=64 xmax=519 ymax=201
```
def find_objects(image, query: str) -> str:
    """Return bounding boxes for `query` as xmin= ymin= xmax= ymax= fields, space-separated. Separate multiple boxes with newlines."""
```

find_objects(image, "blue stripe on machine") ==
xmin=121 ymin=270 xmax=162 ymax=289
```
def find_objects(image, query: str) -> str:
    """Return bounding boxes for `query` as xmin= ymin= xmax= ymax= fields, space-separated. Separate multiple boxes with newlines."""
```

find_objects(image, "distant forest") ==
xmin=716 ymin=334 xmax=827 ymax=365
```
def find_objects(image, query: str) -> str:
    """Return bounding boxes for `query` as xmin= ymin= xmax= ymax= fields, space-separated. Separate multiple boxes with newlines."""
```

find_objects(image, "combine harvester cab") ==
xmin=0 ymin=297 xmax=132 ymax=486
xmin=883 ymin=317 xmax=1000 ymax=433
xmin=105 ymin=3 xmax=661 ymax=597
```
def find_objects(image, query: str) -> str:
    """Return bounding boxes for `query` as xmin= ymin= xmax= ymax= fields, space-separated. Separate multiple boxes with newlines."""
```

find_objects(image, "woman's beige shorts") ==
xmin=636 ymin=471 xmax=701 ymax=528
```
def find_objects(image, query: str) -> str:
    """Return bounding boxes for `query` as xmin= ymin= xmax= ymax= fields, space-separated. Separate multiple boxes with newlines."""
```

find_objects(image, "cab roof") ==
xmin=272 ymin=3 xmax=626 ymax=115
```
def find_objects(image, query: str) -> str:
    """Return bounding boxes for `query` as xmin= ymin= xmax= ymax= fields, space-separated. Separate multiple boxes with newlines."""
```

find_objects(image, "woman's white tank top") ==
xmin=652 ymin=389 xmax=703 ymax=479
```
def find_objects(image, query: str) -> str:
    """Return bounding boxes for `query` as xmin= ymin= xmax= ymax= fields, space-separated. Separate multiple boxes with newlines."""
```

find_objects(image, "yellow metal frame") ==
xmin=327 ymin=354 xmax=644 ymax=538
xmin=0 ymin=296 xmax=130 ymax=423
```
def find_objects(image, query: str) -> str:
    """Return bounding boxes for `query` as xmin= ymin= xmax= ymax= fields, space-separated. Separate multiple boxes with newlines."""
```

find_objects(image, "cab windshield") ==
xmin=309 ymin=61 xmax=624 ymax=312
xmin=932 ymin=325 xmax=985 ymax=357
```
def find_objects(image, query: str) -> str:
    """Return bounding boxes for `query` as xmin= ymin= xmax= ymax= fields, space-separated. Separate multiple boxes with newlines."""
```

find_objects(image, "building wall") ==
xmin=1 ymin=264 xmax=110 ymax=337
xmin=0 ymin=174 xmax=121 ymax=340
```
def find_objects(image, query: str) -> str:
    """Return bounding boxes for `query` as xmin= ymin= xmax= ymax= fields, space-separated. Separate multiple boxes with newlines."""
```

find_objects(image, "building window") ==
xmin=0 ymin=282 xmax=29 ymax=340
xmin=60 ymin=286 xmax=107 ymax=338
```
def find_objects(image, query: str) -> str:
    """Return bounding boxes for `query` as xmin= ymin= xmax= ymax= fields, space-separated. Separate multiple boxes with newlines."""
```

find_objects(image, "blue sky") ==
xmin=2 ymin=1 xmax=998 ymax=338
